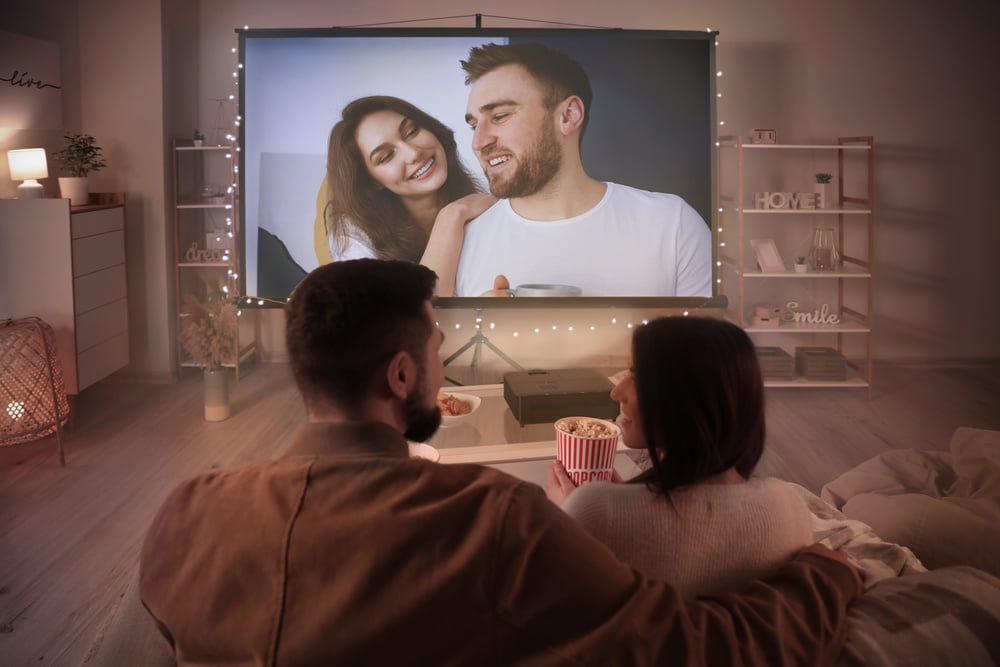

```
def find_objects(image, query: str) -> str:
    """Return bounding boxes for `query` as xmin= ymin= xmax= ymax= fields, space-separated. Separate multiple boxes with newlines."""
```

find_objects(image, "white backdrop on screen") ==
xmin=243 ymin=35 xmax=492 ymax=289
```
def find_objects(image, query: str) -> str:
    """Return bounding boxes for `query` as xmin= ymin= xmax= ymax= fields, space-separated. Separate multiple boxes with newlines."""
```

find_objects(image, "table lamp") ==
xmin=7 ymin=148 xmax=49 ymax=199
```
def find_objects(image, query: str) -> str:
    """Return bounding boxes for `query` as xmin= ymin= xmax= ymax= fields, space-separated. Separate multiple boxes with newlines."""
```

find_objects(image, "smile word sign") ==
xmin=754 ymin=191 xmax=826 ymax=209
xmin=782 ymin=301 xmax=841 ymax=325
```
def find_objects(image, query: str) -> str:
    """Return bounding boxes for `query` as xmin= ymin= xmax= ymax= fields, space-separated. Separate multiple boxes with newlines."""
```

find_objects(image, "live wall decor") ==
xmin=0 ymin=30 xmax=63 ymax=130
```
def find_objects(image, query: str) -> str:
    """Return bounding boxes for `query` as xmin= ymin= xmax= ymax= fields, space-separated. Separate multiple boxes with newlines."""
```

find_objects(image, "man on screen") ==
xmin=452 ymin=42 xmax=712 ymax=297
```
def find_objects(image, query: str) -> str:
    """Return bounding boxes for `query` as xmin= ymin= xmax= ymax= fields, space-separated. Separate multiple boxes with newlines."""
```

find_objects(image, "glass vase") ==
xmin=808 ymin=227 xmax=841 ymax=271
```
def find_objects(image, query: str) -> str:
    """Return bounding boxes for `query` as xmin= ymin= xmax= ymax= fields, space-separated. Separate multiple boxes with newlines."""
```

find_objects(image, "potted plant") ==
xmin=814 ymin=172 xmax=833 ymax=209
xmin=794 ymin=255 xmax=809 ymax=273
xmin=52 ymin=133 xmax=107 ymax=205
xmin=193 ymin=130 xmax=205 ymax=147
xmin=179 ymin=293 xmax=238 ymax=421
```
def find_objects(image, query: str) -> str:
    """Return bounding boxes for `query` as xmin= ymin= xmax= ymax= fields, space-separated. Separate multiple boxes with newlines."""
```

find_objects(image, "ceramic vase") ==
xmin=813 ymin=183 xmax=833 ymax=209
xmin=203 ymin=366 xmax=231 ymax=422
xmin=58 ymin=177 xmax=89 ymax=206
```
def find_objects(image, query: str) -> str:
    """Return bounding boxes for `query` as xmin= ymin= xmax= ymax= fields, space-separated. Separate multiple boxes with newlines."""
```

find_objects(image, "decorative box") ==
xmin=795 ymin=346 xmax=848 ymax=380
xmin=503 ymin=368 xmax=619 ymax=426
xmin=756 ymin=346 xmax=795 ymax=380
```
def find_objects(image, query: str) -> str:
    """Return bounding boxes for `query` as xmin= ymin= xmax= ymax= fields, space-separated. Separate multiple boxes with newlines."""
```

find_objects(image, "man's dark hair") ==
xmin=629 ymin=317 xmax=766 ymax=494
xmin=462 ymin=42 xmax=593 ymax=138
xmin=285 ymin=259 xmax=437 ymax=415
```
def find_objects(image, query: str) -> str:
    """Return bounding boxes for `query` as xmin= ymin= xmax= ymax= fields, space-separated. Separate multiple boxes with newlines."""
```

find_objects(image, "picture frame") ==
xmin=751 ymin=128 xmax=777 ymax=144
xmin=750 ymin=238 xmax=786 ymax=273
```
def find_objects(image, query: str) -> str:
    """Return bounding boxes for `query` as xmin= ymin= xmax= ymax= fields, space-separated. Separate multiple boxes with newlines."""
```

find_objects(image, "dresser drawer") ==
xmin=72 ymin=206 xmax=123 ymax=239
xmin=72 ymin=230 xmax=125 ymax=277
xmin=74 ymin=264 xmax=127 ymax=314
xmin=77 ymin=331 xmax=129 ymax=392
xmin=75 ymin=298 xmax=128 ymax=353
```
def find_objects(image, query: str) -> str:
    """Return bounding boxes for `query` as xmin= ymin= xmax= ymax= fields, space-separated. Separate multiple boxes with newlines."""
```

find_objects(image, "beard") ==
xmin=402 ymin=380 xmax=442 ymax=443
xmin=486 ymin=116 xmax=562 ymax=199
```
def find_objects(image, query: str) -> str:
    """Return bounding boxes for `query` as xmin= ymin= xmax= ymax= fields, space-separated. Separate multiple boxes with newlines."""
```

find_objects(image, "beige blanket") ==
xmin=821 ymin=427 xmax=1000 ymax=576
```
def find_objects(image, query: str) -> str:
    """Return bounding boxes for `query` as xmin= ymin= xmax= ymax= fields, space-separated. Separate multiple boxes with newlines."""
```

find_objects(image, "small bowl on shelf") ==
xmin=437 ymin=391 xmax=482 ymax=427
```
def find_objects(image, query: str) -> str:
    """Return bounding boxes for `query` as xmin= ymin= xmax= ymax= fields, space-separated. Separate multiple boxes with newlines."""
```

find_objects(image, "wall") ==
xmin=4 ymin=0 xmax=999 ymax=386
xmin=1 ymin=0 xmax=175 ymax=383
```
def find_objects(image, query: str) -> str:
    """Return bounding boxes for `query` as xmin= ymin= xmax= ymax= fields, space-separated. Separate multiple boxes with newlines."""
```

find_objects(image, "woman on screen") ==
xmin=545 ymin=317 xmax=813 ymax=598
xmin=322 ymin=96 xmax=495 ymax=290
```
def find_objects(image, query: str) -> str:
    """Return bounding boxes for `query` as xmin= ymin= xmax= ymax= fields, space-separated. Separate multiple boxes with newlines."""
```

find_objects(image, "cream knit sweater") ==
xmin=563 ymin=477 xmax=813 ymax=598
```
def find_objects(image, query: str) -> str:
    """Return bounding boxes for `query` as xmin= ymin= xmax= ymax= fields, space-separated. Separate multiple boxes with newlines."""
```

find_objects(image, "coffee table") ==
xmin=428 ymin=384 xmax=645 ymax=482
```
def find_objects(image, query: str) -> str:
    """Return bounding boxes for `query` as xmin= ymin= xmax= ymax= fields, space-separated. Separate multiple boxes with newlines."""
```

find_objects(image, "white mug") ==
xmin=502 ymin=283 xmax=582 ymax=297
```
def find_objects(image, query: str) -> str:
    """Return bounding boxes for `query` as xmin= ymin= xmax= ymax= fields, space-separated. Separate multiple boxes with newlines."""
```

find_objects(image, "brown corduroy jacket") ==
xmin=140 ymin=421 xmax=857 ymax=666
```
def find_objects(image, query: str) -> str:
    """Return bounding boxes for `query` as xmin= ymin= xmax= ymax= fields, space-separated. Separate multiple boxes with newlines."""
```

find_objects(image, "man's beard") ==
xmin=486 ymin=115 xmax=561 ymax=199
xmin=402 ymin=382 xmax=442 ymax=443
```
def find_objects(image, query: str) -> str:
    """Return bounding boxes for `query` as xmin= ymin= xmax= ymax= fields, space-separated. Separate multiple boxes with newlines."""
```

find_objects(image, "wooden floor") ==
xmin=1 ymin=362 xmax=998 ymax=666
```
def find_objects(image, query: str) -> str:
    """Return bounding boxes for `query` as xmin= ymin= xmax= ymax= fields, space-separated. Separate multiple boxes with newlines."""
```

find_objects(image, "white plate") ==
xmin=408 ymin=442 xmax=440 ymax=462
xmin=438 ymin=391 xmax=482 ymax=426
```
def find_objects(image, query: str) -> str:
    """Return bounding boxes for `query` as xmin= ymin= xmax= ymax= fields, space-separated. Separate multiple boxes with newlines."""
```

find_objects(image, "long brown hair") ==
xmin=629 ymin=317 xmax=766 ymax=495
xmin=325 ymin=96 xmax=480 ymax=262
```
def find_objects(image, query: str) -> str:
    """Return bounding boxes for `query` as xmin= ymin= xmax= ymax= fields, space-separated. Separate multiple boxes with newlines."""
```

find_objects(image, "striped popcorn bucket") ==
xmin=554 ymin=417 xmax=621 ymax=486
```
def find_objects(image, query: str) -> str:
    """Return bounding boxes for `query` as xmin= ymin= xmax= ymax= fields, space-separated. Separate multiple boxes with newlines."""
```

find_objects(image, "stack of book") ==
xmin=795 ymin=346 xmax=848 ymax=381
xmin=756 ymin=346 xmax=795 ymax=380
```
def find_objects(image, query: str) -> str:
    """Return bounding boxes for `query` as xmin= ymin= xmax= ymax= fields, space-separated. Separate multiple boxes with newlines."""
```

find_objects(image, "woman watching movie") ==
xmin=546 ymin=316 xmax=813 ymax=598
xmin=321 ymin=95 xmax=495 ymax=291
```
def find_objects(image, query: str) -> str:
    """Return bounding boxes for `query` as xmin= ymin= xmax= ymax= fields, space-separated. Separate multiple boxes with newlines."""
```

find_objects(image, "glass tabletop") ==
xmin=428 ymin=384 xmax=638 ymax=468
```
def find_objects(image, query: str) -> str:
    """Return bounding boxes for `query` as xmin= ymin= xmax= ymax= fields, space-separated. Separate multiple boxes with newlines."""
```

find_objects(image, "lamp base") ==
xmin=16 ymin=180 xmax=44 ymax=199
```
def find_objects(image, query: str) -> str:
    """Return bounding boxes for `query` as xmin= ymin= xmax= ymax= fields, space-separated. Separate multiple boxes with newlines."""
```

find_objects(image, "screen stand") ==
xmin=443 ymin=309 xmax=523 ymax=378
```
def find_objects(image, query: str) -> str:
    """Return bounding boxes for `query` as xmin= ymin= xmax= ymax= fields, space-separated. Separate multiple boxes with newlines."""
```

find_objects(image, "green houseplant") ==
xmin=179 ymin=293 xmax=238 ymax=421
xmin=814 ymin=172 xmax=834 ymax=209
xmin=52 ymin=134 xmax=107 ymax=205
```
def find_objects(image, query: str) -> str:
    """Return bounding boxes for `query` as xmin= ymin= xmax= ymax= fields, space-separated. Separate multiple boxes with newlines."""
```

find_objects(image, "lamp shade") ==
xmin=7 ymin=148 xmax=48 ymax=199
xmin=7 ymin=148 xmax=49 ymax=180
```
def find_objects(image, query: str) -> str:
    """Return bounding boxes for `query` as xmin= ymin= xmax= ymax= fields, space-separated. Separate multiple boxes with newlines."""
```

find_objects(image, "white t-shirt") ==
xmin=454 ymin=182 xmax=712 ymax=297
xmin=563 ymin=477 xmax=813 ymax=598
xmin=328 ymin=219 xmax=376 ymax=262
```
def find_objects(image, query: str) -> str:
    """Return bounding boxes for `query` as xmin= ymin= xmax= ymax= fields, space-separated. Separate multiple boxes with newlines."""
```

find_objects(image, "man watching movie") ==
xmin=140 ymin=258 xmax=861 ymax=665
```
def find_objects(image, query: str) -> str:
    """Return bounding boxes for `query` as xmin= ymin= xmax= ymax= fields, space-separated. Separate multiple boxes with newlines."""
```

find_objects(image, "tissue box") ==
xmin=503 ymin=368 xmax=619 ymax=426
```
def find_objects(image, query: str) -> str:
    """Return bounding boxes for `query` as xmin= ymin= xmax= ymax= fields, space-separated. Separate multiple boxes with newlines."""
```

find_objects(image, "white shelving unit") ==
xmin=172 ymin=139 xmax=257 ymax=380
xmin=718 ymin=136 xmax=875 ymax=396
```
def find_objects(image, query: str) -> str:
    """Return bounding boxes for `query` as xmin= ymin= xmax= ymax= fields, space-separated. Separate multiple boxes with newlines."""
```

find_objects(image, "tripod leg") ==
xmin=481 ymin=337 xmax=524 ymax=371
xmin=443 ymin=336 xmax=480 ymax=367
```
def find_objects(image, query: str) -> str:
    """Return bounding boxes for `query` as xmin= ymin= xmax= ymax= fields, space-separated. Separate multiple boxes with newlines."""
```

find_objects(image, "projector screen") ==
xmin=239 ymin=27 xmax=719 ymax=306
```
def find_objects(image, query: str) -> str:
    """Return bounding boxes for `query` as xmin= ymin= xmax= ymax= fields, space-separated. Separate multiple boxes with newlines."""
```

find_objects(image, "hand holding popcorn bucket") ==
xmin=554 ymin=417 xmax=621 ymax=485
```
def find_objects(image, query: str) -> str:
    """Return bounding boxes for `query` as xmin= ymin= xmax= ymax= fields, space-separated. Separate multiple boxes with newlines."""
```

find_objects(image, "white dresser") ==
xmin=0 ymin=193 xmax=129 ymax=394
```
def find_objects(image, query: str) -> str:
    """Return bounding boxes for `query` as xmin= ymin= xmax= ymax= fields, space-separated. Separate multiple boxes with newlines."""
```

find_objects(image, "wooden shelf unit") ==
xmin=718 ymin=135 xmax=875 ymax=396
xmin=171 ymin=139 xmax=257 ymax=380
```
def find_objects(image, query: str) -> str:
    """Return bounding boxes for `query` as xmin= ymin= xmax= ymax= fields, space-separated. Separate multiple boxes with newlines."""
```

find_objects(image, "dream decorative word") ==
xmin=185 ymin=242 xmax=230 ymax=263
xmin=754 ymin=192 xmax=827 ymax=209
xmin=782 ymin=301 xmax=841 ymax=325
